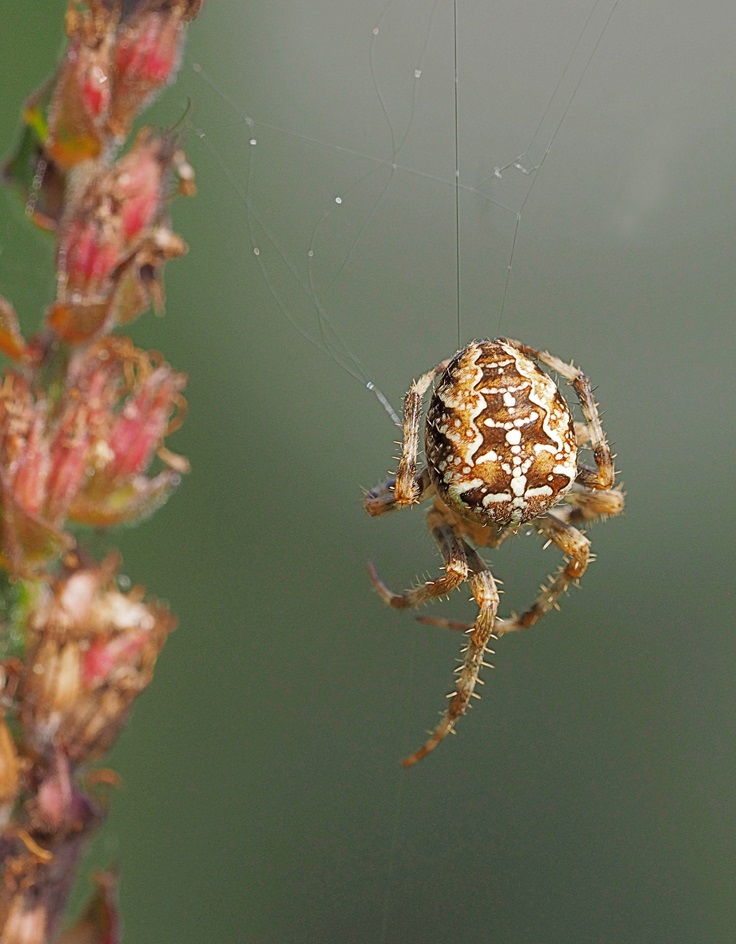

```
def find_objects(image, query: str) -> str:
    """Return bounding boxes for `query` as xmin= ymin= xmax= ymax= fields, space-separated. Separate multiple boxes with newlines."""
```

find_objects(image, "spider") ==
xmin=365 ymin=338 xmax=624 ymax=766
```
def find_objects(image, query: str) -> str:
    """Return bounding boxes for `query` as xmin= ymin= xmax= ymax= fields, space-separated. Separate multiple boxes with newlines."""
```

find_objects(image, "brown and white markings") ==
xmin=364 ymin=338 xmax=624 ymax=766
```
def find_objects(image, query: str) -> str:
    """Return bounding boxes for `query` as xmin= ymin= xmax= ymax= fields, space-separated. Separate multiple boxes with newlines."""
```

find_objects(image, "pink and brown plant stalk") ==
xmin=0 ymin=2 xmax=202 ymax=940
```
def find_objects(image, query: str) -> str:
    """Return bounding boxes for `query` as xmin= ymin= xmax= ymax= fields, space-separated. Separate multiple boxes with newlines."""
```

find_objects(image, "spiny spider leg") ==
xmin=415 ymin=614 xmax=471 ymax=632
xmin=367 ymin=507 xmax=468 ymax=609
xmin=365 ymin=339 xmax=624 ymax=763
xmin=403 ymin=542 xmax=499 ymax=767
xmin=495 ymin=512 xmax=590 ymax=635
xmin=415 ymin=511 xmax=591 ymax=637
xmin=364 ymin=469 xmax=434 ymax=518
xmin=393 ymin=358 xmax=451 ymax=504
xmin=555 ymin=482 xmax=625 ymax=526
xmin=501 ymin=338 xmax=615 ymax=490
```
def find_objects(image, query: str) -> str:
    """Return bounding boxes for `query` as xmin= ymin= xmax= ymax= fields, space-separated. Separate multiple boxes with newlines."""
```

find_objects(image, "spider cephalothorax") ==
xmin=365 ymin=338 xmax=624 ymax=766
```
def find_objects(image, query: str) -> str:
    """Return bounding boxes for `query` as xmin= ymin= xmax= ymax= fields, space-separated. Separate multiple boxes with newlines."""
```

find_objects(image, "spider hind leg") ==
xmin=494 ymin=511 xmax=590 ymax=635
xmin=402 ymin=543 xmax=499 ymax=767
xmin=367 ymin=507 xmax=469 ymax=609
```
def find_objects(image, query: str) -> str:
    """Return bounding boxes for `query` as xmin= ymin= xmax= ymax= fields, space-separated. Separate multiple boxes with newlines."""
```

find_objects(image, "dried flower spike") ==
xmin=0 ymin=1 xmax=202 ymax=937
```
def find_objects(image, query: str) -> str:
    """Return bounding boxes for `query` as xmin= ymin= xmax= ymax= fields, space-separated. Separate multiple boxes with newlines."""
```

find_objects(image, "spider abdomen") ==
xmin=425 ymin=340 xmax=577 ymax=527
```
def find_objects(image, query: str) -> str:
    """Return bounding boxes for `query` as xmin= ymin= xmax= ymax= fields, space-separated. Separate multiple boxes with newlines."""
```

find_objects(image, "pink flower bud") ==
xmin=50 ymin=130 xmax=192 ymax=343
xmin=58 ymin=216 xmax=122 ymax=296
xmin=64 ymin=338 xmax=188 ymax=527
xmin=114 ymin=11 xmax=182 ymax=95
xmin=9 ymin=415 xmax=49 ymax=519
xmin=45 ymin=6 xmax=118 ymax=167
xmin=106 ymin=366 xmax=184 ymax=479
xmin=82 ymin=627 xmax=151 ymax=690
xmin=0 ymin=339 xmax=186 ymax=571
xmin=57 ymin=132 xmax=165 ymax=295
xmin=44 ymin=401 xmax=92 ymax=525
xmin=109 ymin=1 xmax=203 ymax=138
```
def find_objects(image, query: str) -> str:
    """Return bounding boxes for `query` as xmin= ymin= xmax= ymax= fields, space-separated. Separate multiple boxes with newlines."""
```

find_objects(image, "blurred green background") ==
xmin=2 ymin=1 xmax=736 ymax=942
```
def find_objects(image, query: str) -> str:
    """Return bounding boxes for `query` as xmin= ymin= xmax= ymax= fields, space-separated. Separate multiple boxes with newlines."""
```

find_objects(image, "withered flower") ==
xmin=109 ymin=0 xmax=203 ymax=140
xmin=0 ymin=340 xmax=186 ymax=573
xmin=0 ymin=375 xmax=77 ymax=573
xmin=20 ymin=554 xmax=175 ymax=761
xmin=0 ymin=753 xmax=105 ymax=944
xmin=45 ymin=1 xmax=119 ymax=168
xmin=65 ymin=337 xmax=188 ymax=526
xmin=49 ymin=129 xmax=191 ymax=343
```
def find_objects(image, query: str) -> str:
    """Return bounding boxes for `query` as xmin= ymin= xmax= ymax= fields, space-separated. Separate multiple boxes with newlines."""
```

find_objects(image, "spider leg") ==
xmin=415 ymin=614 xmax=471 ymax=632
xmin=556 ymin=482 xmax=625 ymax=526
xmin=403 ymin=544 xmax=499 ymax=767
xmin=364 ymin=469 xmax=434 ymax=518
xmin=500 ymin=338 xmax=615 ymax=490
xmin=414 ymin=491 xmax=615 ymax=635
xmin=393 ymin=358 xmax=451 ymax=504
xmin=367 ymin=506 xmax=468 ymax=608
xmin=495 ymin=511 xmax=590 ymax=636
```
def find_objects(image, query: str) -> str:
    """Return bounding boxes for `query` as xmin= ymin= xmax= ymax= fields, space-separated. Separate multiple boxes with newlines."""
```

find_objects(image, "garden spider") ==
xmin=365 ymin=338 xmax=624 ymax=766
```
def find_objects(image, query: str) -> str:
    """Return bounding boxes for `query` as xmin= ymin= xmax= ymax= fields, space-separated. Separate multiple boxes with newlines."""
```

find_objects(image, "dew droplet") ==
xmin=253 ymin=247 xmax=260 ymax=256
xmin=307 ymin=250 xmax=314 ymax=258
xmin=335 ymin=196 xmax=343 ymax=205
xmin=249 ymin=138 xmax=257 ymax=146
xmin=493 ymin=167 xmax=502 ymax=179
xmin=414 ymin=69 xmax=422 ymax=78
xmin=372 ymin=26 xmax=379 ymax=35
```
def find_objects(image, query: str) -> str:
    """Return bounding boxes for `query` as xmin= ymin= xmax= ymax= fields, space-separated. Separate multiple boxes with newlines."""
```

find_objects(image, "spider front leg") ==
xmin=402 ymin=543 xmax=499 ymax=767
xmin=366 ymin=358 xmax=451 ymax=512
xmin=502 ymin=338 xmax=616 ymax=490
xmin=394 ymin=358 xmax=452 ymax=503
